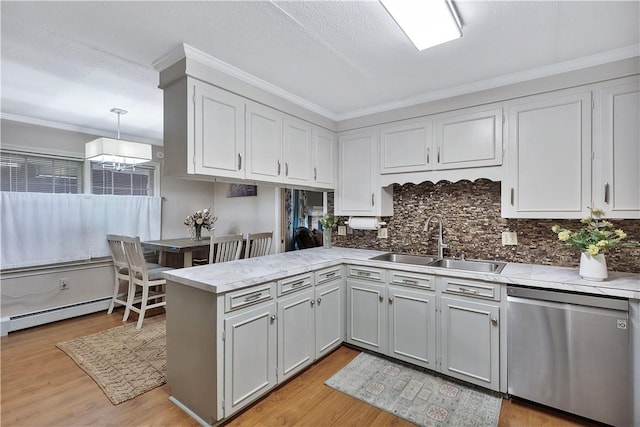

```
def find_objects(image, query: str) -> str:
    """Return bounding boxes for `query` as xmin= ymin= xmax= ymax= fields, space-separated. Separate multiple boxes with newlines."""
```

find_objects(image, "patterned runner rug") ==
xmin=325 ymin=352 xmax=502 ymax=427
xmin=56 ymin=315 xmax=166 ymax=405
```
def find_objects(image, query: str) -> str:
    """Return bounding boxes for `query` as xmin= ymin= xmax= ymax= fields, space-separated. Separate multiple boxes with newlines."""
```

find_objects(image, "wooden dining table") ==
xmin=141 ymin=237 xmax=210 ymax=268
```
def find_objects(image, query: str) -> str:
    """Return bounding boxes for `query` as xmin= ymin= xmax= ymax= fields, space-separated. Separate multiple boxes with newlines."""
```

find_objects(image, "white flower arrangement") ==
xmin=184 ymin=207 xmax=217 ymax=230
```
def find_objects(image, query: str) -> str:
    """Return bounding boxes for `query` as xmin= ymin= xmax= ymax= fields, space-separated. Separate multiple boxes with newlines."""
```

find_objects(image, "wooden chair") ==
xmin=245 ymin=231 xmax=273 ymax=258
xmin=106 ymin=234 xmax=162 ymax=316
xmin=209 ymin=234 xmax=244 ymax=263
xmin=121 ymin=235 xmax=172 ymax=329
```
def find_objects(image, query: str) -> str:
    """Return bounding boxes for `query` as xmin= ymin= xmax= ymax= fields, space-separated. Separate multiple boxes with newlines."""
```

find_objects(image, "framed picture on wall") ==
xmin=227 ymin=184 xmax=257 ymax=198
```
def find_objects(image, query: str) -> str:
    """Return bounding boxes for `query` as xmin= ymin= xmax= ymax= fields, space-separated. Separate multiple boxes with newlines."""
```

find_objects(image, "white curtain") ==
xmin=0 ymin=192 xmax=161 ymax=269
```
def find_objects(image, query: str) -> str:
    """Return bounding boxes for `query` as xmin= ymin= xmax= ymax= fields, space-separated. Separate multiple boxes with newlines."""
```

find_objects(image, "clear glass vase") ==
xmin=323 ymin=228 xmax=332 ymax=249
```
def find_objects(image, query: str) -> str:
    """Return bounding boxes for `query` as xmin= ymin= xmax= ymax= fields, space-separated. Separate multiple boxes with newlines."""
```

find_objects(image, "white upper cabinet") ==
xmin=433 ymin=107 xmax=503 ymax=170
xmin=336 ymin=129 xmax=393 ymax=216
xmin=380 ymin=119 xmax=433 ymax=174
xmin=283 ymin=117 xmax=313 ymax=185
xmin=594 ymin=77 xmax=640 ymax=219
xmin=193 ymin=82 xmax=246 ymax=179
xmin=245 ymin=102 xmax=283 ymax=183
xmin=312 ymin=127 xmax=337 ymax=188
xmin=503 ymin=90 xmax=592 ymax=218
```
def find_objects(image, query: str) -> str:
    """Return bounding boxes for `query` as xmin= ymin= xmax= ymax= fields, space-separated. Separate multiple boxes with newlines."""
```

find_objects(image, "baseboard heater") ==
xmin=1 ymin=297 xmax=112 ymax=336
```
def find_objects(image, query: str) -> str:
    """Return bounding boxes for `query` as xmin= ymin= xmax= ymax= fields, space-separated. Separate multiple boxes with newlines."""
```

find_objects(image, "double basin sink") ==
xmin=369 ymin=252 xmax=506 ymax=274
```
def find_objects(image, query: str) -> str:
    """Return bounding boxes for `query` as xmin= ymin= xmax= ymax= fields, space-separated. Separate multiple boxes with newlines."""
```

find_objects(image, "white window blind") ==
xmin=91 ymin=162 xmax=155 ymax=196
xmin=0 ymin=152 xmax=82 ymax=193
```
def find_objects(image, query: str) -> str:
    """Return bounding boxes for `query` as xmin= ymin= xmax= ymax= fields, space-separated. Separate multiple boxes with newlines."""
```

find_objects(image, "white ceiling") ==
xmin=1 ymin=1 xmax=639 ymax=145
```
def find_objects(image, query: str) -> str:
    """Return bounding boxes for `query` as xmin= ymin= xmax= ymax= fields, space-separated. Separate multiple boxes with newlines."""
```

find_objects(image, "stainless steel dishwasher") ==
xmin=507 ymin=285 xmax=630 ymax=426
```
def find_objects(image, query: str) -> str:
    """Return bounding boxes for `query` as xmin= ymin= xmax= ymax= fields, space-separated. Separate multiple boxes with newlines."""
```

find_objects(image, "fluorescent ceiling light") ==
xmin=381 ymin=0 xmax=462 ymax=51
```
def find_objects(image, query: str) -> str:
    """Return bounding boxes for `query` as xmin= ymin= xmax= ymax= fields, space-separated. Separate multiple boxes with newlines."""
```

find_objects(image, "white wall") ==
xmin=212 ymin=182 xmax=279 ymax=254
xmin=161 ymin=177 xmax=215 ymax=239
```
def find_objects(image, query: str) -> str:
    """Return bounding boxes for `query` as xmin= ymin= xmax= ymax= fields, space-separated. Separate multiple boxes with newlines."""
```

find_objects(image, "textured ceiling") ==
xmin=1 ymin=1 xmax=638 ymax=144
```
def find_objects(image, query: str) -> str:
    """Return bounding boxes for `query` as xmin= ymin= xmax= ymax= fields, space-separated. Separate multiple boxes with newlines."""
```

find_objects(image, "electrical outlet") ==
xmin=378 ymin=228 xmax=388 ymax=239
xmin=501 ymin=231 xmax=518 ymax=246
xmin=338 ymin=225 xmax=347 ymax=236
xmin=59 ymin=278 xmax=70 ymax=290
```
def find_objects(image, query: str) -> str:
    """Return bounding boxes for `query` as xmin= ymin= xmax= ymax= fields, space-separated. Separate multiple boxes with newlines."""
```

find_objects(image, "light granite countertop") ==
xmin=163 ymin=247 xmax=640 ymax=300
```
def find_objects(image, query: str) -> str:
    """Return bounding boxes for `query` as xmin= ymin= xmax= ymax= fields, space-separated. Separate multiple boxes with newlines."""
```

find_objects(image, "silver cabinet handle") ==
xmin=317 ymin=297 xmax=321 ymax=305
xmin=604 ymin=182 xmax=610 ymax=204
xmin=403 ymin=279 xmax=418 ymax=285
xmin=314 ymin=167 xmax=317 ymax=181
xmin=378 ymin=295 xmax=384 ymax=302
xmin=427 ymin=147 xmax=430 ymax=164
xmin=491 ymin=318 xmax=498 ymax=326
xmin=357 ymin=271 xmax=371 ymax=277
xmin=325 ymin=272 xmax=336 ymax=278
xmin=237 ymin=153 xmax=242 ymax=170
xmin=310 ymin=300 xmax=315 ymax=307
xmin=371 ymin=193 xmax=375 ymax=207
xmin=285 ymin=162 xmax=289 ymax=177
xmin=388 ymin=297 xmax=393 ymax=304
xmin=244 ymin=292 xmax=262 ymax=302
xmin=291 ymin=280 xmax=304 ymax=288
xmin=510 ymin=188 xmax=514 ymax=206
xmin=270 ymin=314 xmax=276 ymax=322
xmin=277 ymin=160 xmax=281 ymax=175
xmin=457 ymin=287 xmax=480 ymax=295
xmin=437 ymin=147 xmax=440 ymax=163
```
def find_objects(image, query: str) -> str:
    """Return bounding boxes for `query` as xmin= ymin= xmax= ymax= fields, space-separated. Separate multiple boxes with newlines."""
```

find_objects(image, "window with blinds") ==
xmin=0 ymin=152 xmax=82 ymax=193
xmin=90 ymin=162 xmax=155 ymax=196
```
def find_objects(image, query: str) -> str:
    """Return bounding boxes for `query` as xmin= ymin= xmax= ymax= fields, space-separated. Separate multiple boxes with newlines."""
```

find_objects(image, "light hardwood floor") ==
xmin=1 ymin=310 xmax=595 ymax=426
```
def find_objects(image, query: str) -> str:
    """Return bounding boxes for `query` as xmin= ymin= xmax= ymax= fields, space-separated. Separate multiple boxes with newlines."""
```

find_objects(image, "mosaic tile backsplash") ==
xmin=330 ymin=180 xmax=640 ymax=273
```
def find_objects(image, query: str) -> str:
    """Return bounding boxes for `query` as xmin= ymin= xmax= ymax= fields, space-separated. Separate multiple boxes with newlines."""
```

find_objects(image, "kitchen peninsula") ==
xmin=163 ymin=247 xmax=640 ymax=426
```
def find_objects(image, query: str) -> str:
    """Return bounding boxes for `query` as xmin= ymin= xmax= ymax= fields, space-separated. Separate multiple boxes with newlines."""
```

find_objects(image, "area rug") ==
xmin=325 ymin=352 xmax=502 ymax=427
xmin=56 ymin=315 xmax=166 ymax=405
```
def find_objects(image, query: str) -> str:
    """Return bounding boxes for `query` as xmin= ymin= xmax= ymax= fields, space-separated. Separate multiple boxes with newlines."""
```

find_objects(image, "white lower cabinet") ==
xmin=388 ymin=285 xmax=437 ymax=369
xmin=277 ymin=288 xmax=315 ymax=382
xmin=224 ymin=301 xmax=277 ymax=417
xmin=346 ymin=278 xmax=386 ymax=353
xmin=315 ymin=279 xmax=345 ymax=358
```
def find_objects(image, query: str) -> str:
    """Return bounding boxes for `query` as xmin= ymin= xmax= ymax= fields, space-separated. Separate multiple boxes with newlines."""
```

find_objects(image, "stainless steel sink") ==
xmin=369 ymin=253 xmax=438 ymax=266
xmin=428 ymin=258 xmax=506 ymax=274
xmin=369 ymin=252 xmax=506 ymax=274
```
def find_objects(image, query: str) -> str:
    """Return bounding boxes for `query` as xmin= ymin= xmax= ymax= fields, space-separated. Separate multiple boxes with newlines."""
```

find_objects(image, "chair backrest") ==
xmin=120 ymin=235 xmax=149 ymax=280
xmin=209 ymin=234 xmax=244 ymax=263
xmin=106 ymin=234 xmax=128 ymax=273
xmin=245 ymin=231 xmax=273 ymax=258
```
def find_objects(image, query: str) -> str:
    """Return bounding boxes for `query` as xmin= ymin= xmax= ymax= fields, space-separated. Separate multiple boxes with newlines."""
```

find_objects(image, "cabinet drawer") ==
xmin=347 ymin=265 xmax=385 ymax=282
xmin=315 ymin=266 xmax=343 ymax=285
xmin=277 ymin=273 xmax=313 ymax=296
xmin=441 ymin=277 xmax=500 ymax=301
xmin=389 ymin=271 xmax=434 ymax=290
xmin=225 ymin=283 xmax=275 ymax=312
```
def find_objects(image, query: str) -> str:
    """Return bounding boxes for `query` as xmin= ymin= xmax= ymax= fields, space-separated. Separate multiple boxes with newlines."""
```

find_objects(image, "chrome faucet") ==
xmin=424 ymin=214 xmax=448 ymax=259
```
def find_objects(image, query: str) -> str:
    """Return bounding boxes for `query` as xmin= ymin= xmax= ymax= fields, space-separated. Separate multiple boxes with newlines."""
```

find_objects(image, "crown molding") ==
xmin=335 ymin=45 xmax=640 ymax=121
xmin=0 ymin=113 xmax=162 ymax=146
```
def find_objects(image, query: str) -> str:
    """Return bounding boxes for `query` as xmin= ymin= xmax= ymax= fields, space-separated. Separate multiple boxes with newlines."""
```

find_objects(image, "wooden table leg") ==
xmin=159 ymin=251 xmax=166 ymax=266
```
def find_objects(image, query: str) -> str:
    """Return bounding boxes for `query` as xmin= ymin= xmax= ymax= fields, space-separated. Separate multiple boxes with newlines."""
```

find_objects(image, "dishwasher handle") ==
xmin=507 ymin=285 xmax=628 ymax=312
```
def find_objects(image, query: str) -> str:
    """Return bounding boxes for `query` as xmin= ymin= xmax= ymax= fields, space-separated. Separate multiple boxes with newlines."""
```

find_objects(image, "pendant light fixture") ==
xmin=85 ymin=108 xmax=152 ymax=171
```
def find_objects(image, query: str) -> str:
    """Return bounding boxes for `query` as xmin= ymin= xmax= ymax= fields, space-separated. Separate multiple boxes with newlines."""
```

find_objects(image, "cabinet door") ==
xmin=277 ymin=289 xmax=315 ymax=382
xmin=224 ymin=302 xmax=277 ymax=416
xmin=440 ymin=296 xmax=500 ymax=390
xmin=193 ymin=82 xmax=245 ymax=179
xmin=387 ymin=286 xmax=436 ymax=369
xmin=434 ymin=107 xmax=502 ymax=170
xmin=283 ymin=117 xmax=312 ymax=185
xmin=380 ymin=119 xmax=433 ymax=174
xmin=346 ymin=280 xmax=386 ymax=353
xmin=596 ymin=79 xmax=640 ymax=219
xmin=315 ymin=281 xmax=344 ymax=359
xmin=504 ymin=91 xmax=592 ymax=218
xmin=312 ymin=127 xmax=336 ymax=188
xmin=337 ymin=130 xmax=392 ymax=216
xmin=245 ymin=102 xmax=283 ymax=182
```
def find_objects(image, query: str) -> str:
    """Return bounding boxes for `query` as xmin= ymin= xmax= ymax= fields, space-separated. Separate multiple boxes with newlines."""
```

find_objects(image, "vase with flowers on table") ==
xmin=184 ymin=208 xmax=217 ymax=241
xmin=552 ymin=207 xmax=639 ymax=281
